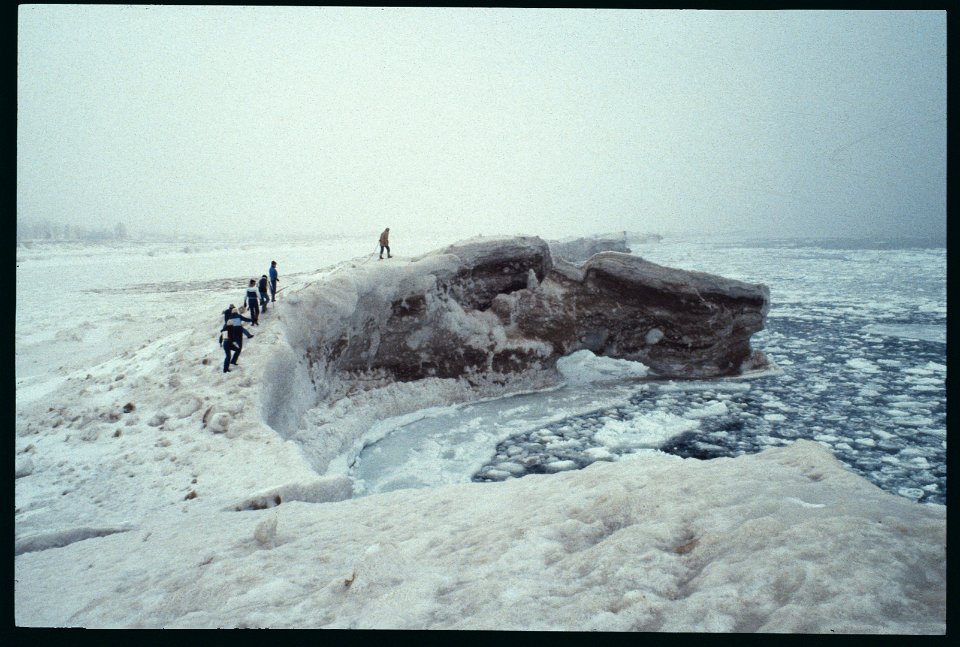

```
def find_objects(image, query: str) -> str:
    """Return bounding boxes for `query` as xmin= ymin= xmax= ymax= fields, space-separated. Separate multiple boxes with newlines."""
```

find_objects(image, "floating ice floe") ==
xmin=556 ymin=349 xmax=650 ymax=384
xmin=845 ymin=358 xmax=880 ymax=373
xmin=859 ymin=323 xmax=946 ymax=344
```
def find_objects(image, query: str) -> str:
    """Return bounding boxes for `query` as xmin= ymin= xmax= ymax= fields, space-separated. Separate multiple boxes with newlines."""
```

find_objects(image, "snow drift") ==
xmin=547 ymin=232 xmax=632 ymax=263
xmin=15 ymin=440 xmax=945 ymax=631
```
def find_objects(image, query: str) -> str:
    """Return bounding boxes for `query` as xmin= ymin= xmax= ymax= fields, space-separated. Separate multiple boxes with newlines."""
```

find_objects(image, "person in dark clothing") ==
xmin=222 ymin=305 xmax=253 ymax=328
xmin=258 ymin=275 xmax=270 ymax=312
xmin=222 ymin=336 xmax=240 ymax=372
xmin=222 ymin=306 xmax=254 ymax=339
xmin=219 ymin=305 xmax=254 ymax=370
xmin=269 ymin=261 xmax=279 ymax=302
xmin=246 ymin=279 xmax=260 ymax=325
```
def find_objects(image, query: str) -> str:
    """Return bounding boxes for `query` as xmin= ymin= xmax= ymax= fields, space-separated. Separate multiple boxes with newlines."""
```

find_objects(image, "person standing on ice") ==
xmin=269 ymin=261 xmax=279 ymax=302
xmin=221 ymin=335 xmax=240 ymax=373
xmin=220 ymin=305 xmax=254 ymax=370
xmin=379 ymin=227 xmax=392 ymax=259
xmin=258 ymin=274 xmax=270 ymax=313
xmin=245 ymin=279 xmax=260 ymax=326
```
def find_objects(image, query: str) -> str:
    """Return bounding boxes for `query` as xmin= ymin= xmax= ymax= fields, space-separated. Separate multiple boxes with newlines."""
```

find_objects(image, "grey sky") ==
xmin=17 ymin=7 xmax=946 ymax=241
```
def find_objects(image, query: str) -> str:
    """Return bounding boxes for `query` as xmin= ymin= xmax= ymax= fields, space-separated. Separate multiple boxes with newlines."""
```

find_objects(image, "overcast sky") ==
xmin=17 ymin=6 xmax=946 ymax=241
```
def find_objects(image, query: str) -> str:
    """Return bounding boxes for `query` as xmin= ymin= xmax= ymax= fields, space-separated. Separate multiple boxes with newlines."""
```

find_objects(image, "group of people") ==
xmin=218 ymin=228 xmax=393 ymax=374
xmin=219 ymin=260 xmax=279 ymax=373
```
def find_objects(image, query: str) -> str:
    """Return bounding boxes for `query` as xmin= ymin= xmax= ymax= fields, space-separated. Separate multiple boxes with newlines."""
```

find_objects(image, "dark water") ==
xmin=473 ymin=241 xmax=946 ymax=505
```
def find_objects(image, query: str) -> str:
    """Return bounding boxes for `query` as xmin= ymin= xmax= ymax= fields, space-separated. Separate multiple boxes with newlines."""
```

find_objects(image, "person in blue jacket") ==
xmin=258 ymin=275 xmax=270 ymax=313
xmin=245 ymin=279 xmax=260 ymax=326
xmin=269 ymin=261 xmax=279 ymax=302
xmin=222 ymin=304 xmax=254 ymax=328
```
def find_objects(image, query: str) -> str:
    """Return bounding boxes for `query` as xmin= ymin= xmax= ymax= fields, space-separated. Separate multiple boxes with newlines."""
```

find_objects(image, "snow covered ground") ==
xmin=14 ymin=233 xmax=945 ymax=631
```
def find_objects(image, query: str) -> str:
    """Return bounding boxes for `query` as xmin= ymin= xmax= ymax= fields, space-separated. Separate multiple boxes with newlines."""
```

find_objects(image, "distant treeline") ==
xmin=17 ymin=219 xmax=129 ymax=242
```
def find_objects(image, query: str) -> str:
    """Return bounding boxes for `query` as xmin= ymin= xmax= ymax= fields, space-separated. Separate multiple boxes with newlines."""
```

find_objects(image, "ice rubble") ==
xmin=15 ymin=439 xmax=946 ymax=631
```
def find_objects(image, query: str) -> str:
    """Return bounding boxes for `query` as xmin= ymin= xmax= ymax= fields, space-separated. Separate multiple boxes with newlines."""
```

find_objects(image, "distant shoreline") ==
xmin=14 ymin=233 xmax=947 ymax=250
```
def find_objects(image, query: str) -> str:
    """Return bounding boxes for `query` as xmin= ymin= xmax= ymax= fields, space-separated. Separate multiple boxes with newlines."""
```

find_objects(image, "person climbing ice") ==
xmin=258 ymin=274 xmax=269 ymax=313
xmin=221 ymin=334 xmax=240 ymax=373
xmin=219 ymin=305 xmax=253 ymax=371
xmin=245 ymin=279 xmax=260 ymax=326
xmin=222 ymin=304 xmax=254 ymax=330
